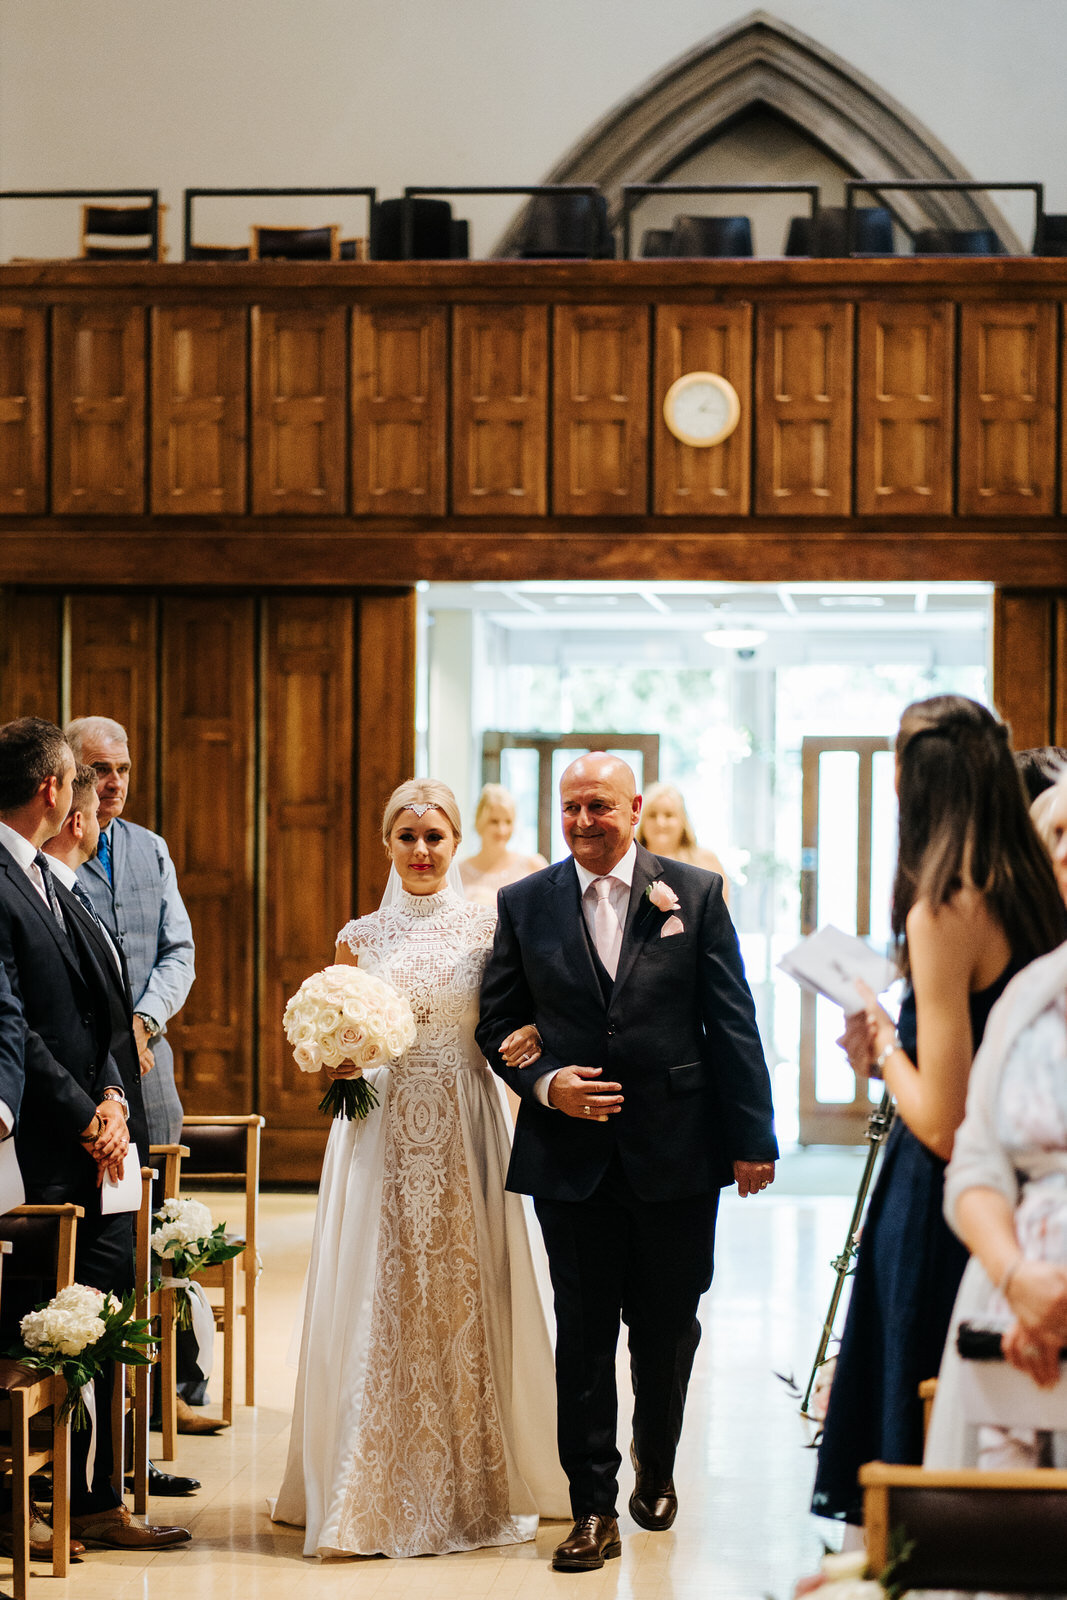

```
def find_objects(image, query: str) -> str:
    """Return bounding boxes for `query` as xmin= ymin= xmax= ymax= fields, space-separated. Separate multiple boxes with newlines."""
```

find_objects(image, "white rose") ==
xmin=293 ymin=1042 xmax=321 ymax=1073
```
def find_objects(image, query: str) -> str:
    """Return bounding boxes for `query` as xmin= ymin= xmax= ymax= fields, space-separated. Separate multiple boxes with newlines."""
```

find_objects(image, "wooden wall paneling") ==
xmin=856 ymin=301 xmax=954 ymax=515
xmin=151 ymin=306 xmax=247 ymax=514
xmin=160 ymin=596 xmax=256 ymax=1114
xmin=251 ymin=306 xmax=346 ymax=514
xmin=352 ymin=306 xmax=447 ymax=515
xmin=0 ymin=307 xmax=46 ymax=514
xmin=755 ymin=301 xmax=853 ymax=516
xmin=552 ymin=304 xmax=649 ymax=515
xmin=52 ymin=305 xmax=145 ymax=514
xmin=992 ymin=589 xmax=1053 ymax=748
xmin=0 ymin=591 xmax=62 ymax=722
xmin=653 ymin=303 xmax=751 ymax=516
xmin=1057 ymin=596 xmax=1067 ymax=747
xmin=261 ymin=595 xmax=356 ymax=1178
xmin=356 ymin=590 xmax=416 ymax=915
xmin=959 ymin=302 xmax=1056 ymax=516
xmin=67 ymin=593 xmax=158 ymax=831
xmin=451 ymin=304 xmax=547 ymax=515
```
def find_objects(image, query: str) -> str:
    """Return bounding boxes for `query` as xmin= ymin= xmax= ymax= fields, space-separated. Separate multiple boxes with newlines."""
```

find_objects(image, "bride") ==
xmin=272 ymin=779 xmax=567 ymax=1557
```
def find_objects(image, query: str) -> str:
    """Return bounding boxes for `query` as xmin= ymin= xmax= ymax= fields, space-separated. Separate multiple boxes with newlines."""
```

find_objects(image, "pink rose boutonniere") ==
xmin=646 ymin=880 xmax=681 ymax=914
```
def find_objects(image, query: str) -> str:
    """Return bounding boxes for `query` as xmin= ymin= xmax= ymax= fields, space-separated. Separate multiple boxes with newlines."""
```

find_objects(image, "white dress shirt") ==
xmin=534 ymin=841 xmax=638 ymax=1109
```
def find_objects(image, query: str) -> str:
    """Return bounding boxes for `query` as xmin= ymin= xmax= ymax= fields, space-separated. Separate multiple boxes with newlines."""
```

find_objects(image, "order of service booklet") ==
xmin=778 ymin=924 xmax=897 ymax=1015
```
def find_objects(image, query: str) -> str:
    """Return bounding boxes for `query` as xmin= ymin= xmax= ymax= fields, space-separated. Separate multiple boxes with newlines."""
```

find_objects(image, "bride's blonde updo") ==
xmin=381 ymin=779 xmax=463 ymax=847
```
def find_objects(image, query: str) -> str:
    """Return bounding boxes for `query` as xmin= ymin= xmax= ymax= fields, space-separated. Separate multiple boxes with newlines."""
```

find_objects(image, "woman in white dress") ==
xmin=273 ymin=779 xmax=567 ymax=1557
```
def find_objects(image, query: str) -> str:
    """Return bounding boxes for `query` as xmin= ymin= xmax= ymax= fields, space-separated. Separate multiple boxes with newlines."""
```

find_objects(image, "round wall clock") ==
xmin=662 ymin=371 xmax=741 ymax=447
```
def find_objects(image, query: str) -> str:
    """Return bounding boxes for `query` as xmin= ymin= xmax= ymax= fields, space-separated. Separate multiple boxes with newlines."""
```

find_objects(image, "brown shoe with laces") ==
xmin=552 ymin=1513 xmax=621 ymax=1571
xmin=70 ymin=1504 xmax=190 ymax=1548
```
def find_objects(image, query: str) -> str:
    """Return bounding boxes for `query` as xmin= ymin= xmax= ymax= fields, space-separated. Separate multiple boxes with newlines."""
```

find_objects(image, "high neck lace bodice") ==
xmin=393 ymin=885 xmax=460 ymax=918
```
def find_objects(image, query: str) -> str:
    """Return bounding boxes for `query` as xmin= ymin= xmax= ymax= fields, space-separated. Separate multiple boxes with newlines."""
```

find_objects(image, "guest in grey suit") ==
xmin=65 ymin=718 xmax=194 ymax=1145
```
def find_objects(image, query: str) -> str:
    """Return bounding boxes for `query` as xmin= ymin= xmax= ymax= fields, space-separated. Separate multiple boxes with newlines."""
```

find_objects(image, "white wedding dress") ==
xmin=272 ymin=885 xmax=568 ymax=1558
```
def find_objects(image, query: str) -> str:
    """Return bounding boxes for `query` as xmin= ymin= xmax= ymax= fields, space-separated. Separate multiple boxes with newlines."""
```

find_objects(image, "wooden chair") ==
xmin=109 ymin=1166 xmax=153 ymax=1514
xmin=179 ymin=1115 xmax=264 ymax=1414
xmin=862 ymin=1461 xmax=1067 ymax=1591
xmin=79 ymin=202 xmax=166 ymax=260
xmin=0 ymin=1203 xmax=82 ymax=1600
xmin=249 ymin=224 xmax=339 ymax=261
xmin=147 ymin=1143 xmax=188 ymax=1462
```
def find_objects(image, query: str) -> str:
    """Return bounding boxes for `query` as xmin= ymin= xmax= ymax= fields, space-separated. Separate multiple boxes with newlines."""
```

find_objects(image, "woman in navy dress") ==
xmin=811 ymin=694 xmax=1064 ymax=1529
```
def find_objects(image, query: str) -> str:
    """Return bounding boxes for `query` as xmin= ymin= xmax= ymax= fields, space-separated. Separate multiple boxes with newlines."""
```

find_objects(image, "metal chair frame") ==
xmin=620 ymin=182 xmax=821 ymax=259
xmin=402 ymin=185 xmax=606 ymax=260
xmin=182 ymin=187 xmax=376 ymax=260
xmin=844 ymin=178 xmax=1046 ymax=254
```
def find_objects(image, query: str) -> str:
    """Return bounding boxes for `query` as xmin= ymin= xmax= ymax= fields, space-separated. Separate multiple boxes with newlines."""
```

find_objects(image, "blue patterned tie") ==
xmin=97 ymin=826 xmax=113 ymax=884
xmin=71 ymin=879 xmax=103 ymax=927
xmin=33 ymin=852 xmax=66 ymax=929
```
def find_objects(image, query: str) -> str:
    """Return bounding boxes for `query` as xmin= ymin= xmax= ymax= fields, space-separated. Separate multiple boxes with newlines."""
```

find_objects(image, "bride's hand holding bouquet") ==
xmin=284 ymin=963 xmax=417 ymax=1120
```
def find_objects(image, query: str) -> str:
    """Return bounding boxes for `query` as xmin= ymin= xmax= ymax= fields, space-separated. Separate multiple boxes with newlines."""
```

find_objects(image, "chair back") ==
xmin=640 ymin=228 xmax=674 ymax=258
xmin=914 ymin=225 xmax=1002 ymax=254
xmin=668 ymin=214 xmax=753 ymax=258
xmin=371 ymin=198 xmax=456 ymax=260
xmin=80 ymin=203 xmax=165 ymax=261
xmin=0 ymin=1205 xmax=81 ymax=1331
xmin=789 ymin=205 xmax=893 ymax=256
xmin=516 ymin=192 xmax=612 ymax=259
xmin=783 ymin=215 xmax=811 ymax=255
xmin=250 ymin=224 xmax=339 ymax=261
xmin=1038 ymin=213 xmax=1067 ymax=254
xmin=146 ymin=1144 xmax=188 ymax=1215
xmin=179 ymin=1116 xmax=262 ymax=1249
xmin=185 ymin=243 xmax=250 ymax=261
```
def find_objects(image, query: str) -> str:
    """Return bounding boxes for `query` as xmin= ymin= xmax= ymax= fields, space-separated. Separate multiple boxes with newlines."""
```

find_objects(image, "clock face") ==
xmin=663 ymin=371 xmax=741 ymax=447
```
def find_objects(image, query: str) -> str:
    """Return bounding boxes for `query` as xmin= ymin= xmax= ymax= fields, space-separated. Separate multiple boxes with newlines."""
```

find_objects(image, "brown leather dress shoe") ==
xmin=628 ymin=1443 xmax=678 ymax=1531
xmin=0 ymin=1502 xmax=85 ymax=1558
xmin=70 ymin=1504 xmax=191 ymax=1548
xmin=176 ymin=1396 xmax=228 ymax=1435
xmin=552 ymin=1513 xmax=621 ymax=1571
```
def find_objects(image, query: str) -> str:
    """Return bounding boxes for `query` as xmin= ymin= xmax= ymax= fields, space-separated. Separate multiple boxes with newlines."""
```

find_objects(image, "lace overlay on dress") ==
xmin=333 ymin=888 xmax=521 ymax=1556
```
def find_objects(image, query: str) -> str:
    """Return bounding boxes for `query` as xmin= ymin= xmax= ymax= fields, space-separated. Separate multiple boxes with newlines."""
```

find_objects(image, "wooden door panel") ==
xmin=356 ymin=591 xmax=416 ymax=915
xmin=52 ymin=305 xmax=145 ymax=514
xmin=0 ymin=306 xmax=47 ymax=514
xmin=653 ymin=304 xmax=751 ymax=515
xmin=352 ymin=307 xmax=446 ymax=514
xmin=68 ymin=594 xmax=158 ymax=831
xmin=452 ymin=304 xmax=547 ymax=515
xmin=152 ymin=306 xmax=247 ymax=514
xmin=992 ymin=590 xmax=1055 ymax=748
xmin=959 ymin=303 xmax=1056 ymax=516
xmin=0 ymin=592 xmax=63 ymax=722
xmin=856 ymin=302 xmax=954 ymax=515
xmin=755 ymin=303 xmax=852 ymax=515
xmin=252 ymin=307 xmax=346 ymax=514
xmin=160 ymin=597 xmax=255 ymax=1113
xmin=552 ymin=305 xmax=649 ymax=515
xmin=261 ymin=596 xmax=356 ymax=1173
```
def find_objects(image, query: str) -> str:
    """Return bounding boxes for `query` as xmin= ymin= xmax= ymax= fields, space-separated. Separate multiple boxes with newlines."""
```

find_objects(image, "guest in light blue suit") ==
xmin=65 ymin=717 xmax=195 ymax=1145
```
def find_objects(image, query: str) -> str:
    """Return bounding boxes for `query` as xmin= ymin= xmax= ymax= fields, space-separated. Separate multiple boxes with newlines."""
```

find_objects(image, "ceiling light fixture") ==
xmin=703 ymin=628 xmax=768 ymax=650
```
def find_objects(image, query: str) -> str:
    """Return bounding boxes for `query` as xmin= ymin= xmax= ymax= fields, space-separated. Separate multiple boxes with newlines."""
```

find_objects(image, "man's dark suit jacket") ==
xmin=476 ymin=844 xmax=778 ymax=1204
xmin=0 ymin=961 xmax=24 ymax=1131
xmin=0 ymin=839 xmax=122 ymax=1205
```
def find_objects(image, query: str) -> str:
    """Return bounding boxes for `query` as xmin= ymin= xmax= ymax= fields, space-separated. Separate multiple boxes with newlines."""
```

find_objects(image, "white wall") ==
xmin=1 ymin=0 xmax=1064 ymax=256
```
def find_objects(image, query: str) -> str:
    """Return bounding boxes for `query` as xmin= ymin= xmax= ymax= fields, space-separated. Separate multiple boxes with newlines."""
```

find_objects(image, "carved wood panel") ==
xmin=260 ymin=595 xmax=356 ymax=1151
xmin=160 ymin=596 xmax=255 ymax=1112
xmin=356 ymin=590 xmax=417 ymax=915
xmin=755 ymin=302 xmax=853 ymax=516
xmin=552 ymin=305 xmax=649 ymax=515
xmin=653 ymin=304 xmax=751 ymax=516
xmin=452 ymin=304 xmax=547 ymax=515
xmin=68 ymin=594 xmax=158 ymax=831
xmin=152 ymin=306 xmax=247 ymax=514
xmin=352 ymin=307 xmax=447 ymax=515
xmin=52 ymin=305 xmax=145 ymax=514
xmin=0 ymin=307 xmax=46 ymax=514
xmin=959 ymin=302 xmax=1056 ymax=516
xmin=856 ymin=301 xmax=954 ymax=515
xmin=992 ymin=589 xmax=1059 ymax=749
xmin=0 ymin=592 xmax=62 ymax=722
xmin=252 ymin=307 xmax=346 ymax=514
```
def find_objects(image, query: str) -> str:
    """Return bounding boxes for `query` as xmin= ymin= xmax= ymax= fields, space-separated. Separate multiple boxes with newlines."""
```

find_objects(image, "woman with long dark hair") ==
xmin=811 ymin=694 xmax=1064 ymax=1531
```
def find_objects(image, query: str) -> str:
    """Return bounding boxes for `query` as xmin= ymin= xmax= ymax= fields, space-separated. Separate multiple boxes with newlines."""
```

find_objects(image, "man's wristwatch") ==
xmin=134 ymin=1012 xmax=162 ymax=1040
xmin=101 ymin=1088 xmax=129 ymax=1118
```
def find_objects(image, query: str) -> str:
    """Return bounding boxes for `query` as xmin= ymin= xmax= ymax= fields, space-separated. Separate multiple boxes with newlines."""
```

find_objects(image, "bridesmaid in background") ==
xmin=459 ymin=784 xmax=548 ymax=908
xmin=636 ymin=781 xmax=730 ymax=904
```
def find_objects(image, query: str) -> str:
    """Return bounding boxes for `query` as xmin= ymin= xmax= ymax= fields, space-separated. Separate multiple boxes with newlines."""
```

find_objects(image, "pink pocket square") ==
xmin=660 ymin=915 xmax=684 ymax=938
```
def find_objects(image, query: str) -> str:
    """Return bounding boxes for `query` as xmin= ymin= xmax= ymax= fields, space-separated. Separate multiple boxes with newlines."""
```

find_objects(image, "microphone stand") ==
xmin=800 ymin=1087 xmax=895 ymax=1415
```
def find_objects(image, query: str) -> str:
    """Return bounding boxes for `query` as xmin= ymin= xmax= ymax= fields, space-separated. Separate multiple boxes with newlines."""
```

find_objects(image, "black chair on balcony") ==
xmin=668 ymin=214 xmax=753 ymax=257
xmin=250 ymin=224 xmax=340 ymax=261
xmin=913 ymin=226 xmax=1002 ymax=254
xmin=515 ymin=191 xmax=614 ymax=259
xmin=371 ymin=198 xmax=466 ymax=260
xmin=783 ymin=205 xmax=893 ymax=256
xmin=185 ymin=242 xmax=250 ymax=261
xmin=1036 ymin=213 xmax=1067 ymax=254
xmin=80 ymin=201 xmax=165 ymax=260
xmin=639 ymin=228 xmax=674 ymax=258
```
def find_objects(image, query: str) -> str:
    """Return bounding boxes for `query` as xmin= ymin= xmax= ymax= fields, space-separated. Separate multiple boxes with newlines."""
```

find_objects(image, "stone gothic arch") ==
xmin=497 ymin=10 xmax=1020 ymax=252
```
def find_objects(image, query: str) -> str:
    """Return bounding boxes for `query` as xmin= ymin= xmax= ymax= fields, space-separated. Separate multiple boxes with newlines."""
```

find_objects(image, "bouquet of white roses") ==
xmin=283 ymin=963 xmax=416 ymax=1120
xmin=10 ymin=1283 xmax=156 ymax=1427
xmin=151 ymin=1197 xmax=245 ymax=1329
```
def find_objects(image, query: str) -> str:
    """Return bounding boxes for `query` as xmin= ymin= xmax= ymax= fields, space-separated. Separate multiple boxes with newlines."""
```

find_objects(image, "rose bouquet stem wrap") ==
xmin=284 ymin=964 xmax=416 ymax=1121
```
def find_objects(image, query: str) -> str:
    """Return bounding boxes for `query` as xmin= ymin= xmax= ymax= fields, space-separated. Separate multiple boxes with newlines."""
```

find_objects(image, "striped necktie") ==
xmin=97 ymin=826 xmax=113 ymax=884
xmin=33 ymin=852 xmax=66 ymax=929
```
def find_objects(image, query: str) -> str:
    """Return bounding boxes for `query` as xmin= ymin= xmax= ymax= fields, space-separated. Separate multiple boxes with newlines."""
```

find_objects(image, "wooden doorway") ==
xmin=482 ymin=730 xmax=659 ymax=860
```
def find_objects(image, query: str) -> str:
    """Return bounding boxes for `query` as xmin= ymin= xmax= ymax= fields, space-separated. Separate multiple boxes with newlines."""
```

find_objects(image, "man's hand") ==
xmin=138 ymin=1042 xmax=155 ymax=1077
xmin=547 ymin=1065 xmax=623 ymax=1122
xmin=323 ymin=1060 xmax=360 ymax=1080
xmin=81 ymin=1099 xmax=129 ymax=1182
xmin=734 ymin=1160 xmax=775 ymax=1197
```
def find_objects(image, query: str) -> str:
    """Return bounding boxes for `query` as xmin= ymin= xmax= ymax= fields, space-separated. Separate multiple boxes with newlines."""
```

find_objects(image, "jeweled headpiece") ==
xmin=402 ymin=803 xmax=433 ymax=817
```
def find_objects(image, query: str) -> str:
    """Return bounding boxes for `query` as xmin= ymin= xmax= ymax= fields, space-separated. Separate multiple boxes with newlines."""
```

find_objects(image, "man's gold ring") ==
xmin=759 ymin=1181 xmax=768 ymax=1189
xmin=583 ymin=1105 xmax=591 ymax=1115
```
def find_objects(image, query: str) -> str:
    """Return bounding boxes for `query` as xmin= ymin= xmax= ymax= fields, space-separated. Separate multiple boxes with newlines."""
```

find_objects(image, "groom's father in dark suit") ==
xmin=477 ymin=755 xmax=777 ymax=1572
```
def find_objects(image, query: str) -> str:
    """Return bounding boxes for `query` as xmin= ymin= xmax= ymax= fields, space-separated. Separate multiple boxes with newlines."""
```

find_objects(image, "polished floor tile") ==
xmin=8 ymin=1166 xmax=861 ymax=1600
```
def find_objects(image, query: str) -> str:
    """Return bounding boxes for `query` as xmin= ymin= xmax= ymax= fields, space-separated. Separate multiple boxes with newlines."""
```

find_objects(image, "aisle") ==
xmin=13 ymin=1165 xmax=862 ymax=1600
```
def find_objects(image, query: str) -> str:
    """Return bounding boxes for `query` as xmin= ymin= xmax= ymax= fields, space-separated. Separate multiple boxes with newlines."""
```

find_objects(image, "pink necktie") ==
xmin=592 ymin=877 xmax=621 ymax=979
